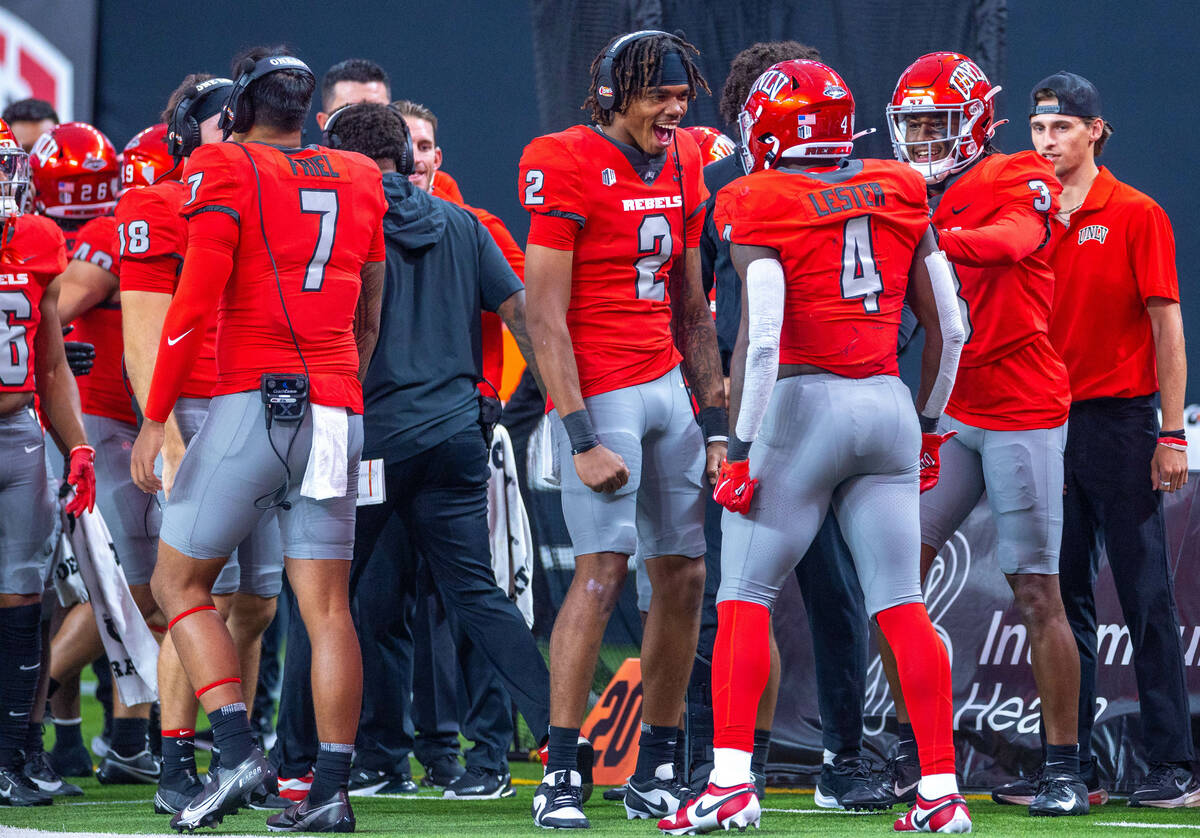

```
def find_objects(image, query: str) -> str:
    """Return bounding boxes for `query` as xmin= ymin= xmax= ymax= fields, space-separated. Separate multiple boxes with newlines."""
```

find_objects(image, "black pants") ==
xmin=1059 ymin=396 xmax=1194 ymax=766
xmin=688 ymin=494 xmax=869 ymax=764
xmin=353 ymin=427 xmax=551 ymax=747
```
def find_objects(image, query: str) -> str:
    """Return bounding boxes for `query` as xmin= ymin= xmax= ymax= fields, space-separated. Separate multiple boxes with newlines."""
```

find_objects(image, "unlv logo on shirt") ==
xmin=0 ymin=7 xmax=74 ymax=120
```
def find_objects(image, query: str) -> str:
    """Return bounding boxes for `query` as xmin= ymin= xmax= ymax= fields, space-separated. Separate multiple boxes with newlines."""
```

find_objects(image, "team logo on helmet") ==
xmin=748 ymin=69 xmax=790 ymax=102
xmin=81 ymin=154 xmax=107 ymax=172
xmin=947 ymin=60 xmax=987 ymax=99
xmin=823 ymin=83 xmax=848 ymax=99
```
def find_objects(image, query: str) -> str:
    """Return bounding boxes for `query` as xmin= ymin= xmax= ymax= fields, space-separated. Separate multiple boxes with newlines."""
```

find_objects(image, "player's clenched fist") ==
xmin=573 ymin=444 xmax=630 ymax=494
xmin=63 ymin=445 xmax=97 ymax=517
xmin=919 ymin=430 xmax=957 ymax=494
xmin=713 ymin=458 xmax=757 ymax=514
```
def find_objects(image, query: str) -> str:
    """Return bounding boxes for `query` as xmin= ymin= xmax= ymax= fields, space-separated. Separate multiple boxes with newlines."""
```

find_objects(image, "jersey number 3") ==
xmin=840 ymin=216 xmax=882 ymax=313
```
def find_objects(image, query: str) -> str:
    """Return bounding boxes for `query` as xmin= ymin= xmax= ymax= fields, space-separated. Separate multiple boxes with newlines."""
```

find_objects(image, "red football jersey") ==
xmin=116 ymin=180 xmax=218 ymax=400
xmin=933 ymin=151 xmax=1070 ymax=430
xmin=69 ymin=216 xmax=137 ymax=425
xmin=519 ymin=125 xmax=708 ymax=400
xmin=145 ymin=141 xmax=387 ymax=421
xmin=715 ymin=160 xmax=930 ymax=378
xmin=0 ymin=215 xmax=67 ymax=393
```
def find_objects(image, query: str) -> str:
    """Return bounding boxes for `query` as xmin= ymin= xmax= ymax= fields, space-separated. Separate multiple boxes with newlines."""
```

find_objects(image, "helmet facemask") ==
xmin=888 ymin=94 xmax=996 ymax=183
xmin=0 ymin=145 xmax=31 ymax=218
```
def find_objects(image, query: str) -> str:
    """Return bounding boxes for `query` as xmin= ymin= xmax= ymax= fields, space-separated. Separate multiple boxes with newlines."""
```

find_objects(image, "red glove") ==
xmin=919 ymin=431 xmax=957 ymax=494
xmin=713 ymin=458 xmax=758 ymax=515
xmin=64 ymin=445 xmax=96 ymax=517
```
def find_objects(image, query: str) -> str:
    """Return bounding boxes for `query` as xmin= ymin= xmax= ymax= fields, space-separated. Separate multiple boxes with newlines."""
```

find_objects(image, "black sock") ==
xmin=752 ymin=730 xmax=771 ymax=780
xmin=112 ymin=717 xmax=148 ymax=758
xmin=897 ymin=722 xmax=917 ymax=756
xmin=209 ymin=745 xmax=221 ymax=771
xmin=547 ymin=726 xmax=579 ymax=775
xmin=160 ymin=730 xmax=197 ymax=785
xmin=634 ymin=723 xmax=677 ymax=779
xmin=673 ymin=727 xmax=687 ymax=779
xmin=24 ymin=722 xmax=44 ymax=756
xmin=52 ymin=719 xmax=84 ymax=754
xmin=207 ymin=703 xmax=253 ymax=767
xmin=1045 ymin=743 xmax=1080 ymax=777
xmin=0 ymin=604 xmax=43 ymax=768
xmin=308 ymin=742 xmax=353 ymax=801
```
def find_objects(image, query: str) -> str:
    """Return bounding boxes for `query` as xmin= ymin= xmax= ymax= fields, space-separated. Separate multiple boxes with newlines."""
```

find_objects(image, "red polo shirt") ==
xmin=1048 ymin=166 xmax=1179 ymax=402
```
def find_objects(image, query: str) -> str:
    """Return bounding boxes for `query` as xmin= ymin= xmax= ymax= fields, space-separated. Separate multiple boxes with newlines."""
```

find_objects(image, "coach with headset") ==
xmin=130 ymin=45 xmax=387 ymax=832
xmin=321 ymin=102 xmax=558 ymax=799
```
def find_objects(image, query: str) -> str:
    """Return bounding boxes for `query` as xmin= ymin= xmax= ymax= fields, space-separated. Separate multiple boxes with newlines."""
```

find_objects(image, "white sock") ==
xmin=710 ymin=748 xmax=753 ymax=788
xmin=918 ymin=773 xmax=959 ymax=800
xmin=823 ymin=749 xmax=836 ymax=766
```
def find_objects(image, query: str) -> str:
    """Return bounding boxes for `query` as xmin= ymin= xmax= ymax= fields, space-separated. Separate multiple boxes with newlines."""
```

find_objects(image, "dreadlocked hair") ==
xmin=583 ymin=32 xmax=709 ymax=126
xmin=718 ymin=41 xmax=821 ymax=128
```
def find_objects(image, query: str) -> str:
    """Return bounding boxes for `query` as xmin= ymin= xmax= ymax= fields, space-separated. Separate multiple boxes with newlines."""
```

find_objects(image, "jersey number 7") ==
xmin=300 ymin=189 xmax=339 ymax=291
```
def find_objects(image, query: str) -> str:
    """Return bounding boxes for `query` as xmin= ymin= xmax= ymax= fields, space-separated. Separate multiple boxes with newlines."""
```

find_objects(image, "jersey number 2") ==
xmin=840 ymin=216 xmax=882 ymax=313
xmin=300 ymin=189 xmax=339 ymax=291
xmin=635 ymin=214 xmax=673 ymax=301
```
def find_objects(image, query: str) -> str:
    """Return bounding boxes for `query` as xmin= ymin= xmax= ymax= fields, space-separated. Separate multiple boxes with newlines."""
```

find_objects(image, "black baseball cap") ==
xmin=1029 ymin=71 xmax=1102 ymax=118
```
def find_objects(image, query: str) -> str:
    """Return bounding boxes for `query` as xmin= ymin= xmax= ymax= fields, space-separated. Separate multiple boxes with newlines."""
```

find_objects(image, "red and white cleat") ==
xmin=277 ymin=771 xmax=313 ymax=803
xmin=894 ymin=792 xmax=972 ymax=833
xmin=657 ymin=782 xmax=760 ymax=835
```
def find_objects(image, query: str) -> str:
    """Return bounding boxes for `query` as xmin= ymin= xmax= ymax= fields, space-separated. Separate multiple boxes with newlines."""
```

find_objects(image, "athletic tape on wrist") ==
xmin=699 ymin=406 xmax=729 ymax=443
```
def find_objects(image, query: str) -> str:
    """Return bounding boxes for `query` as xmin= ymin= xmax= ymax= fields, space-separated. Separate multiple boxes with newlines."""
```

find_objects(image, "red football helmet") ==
xmin=121 ymin=124 xmax=180 ymax=191
xmin=0 ymin=119 xmax=31 ymax=217
xmin=29 ymin=122 xmax=120 ymax=219
xmin=887 ymin=52 xmax=1001 ymax=183
xmin=683 ymin=126 xmax=736 ymax=164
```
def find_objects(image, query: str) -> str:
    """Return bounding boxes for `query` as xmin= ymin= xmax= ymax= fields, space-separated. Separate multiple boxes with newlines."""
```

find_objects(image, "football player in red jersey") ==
xmin=129 ymin=46 xmax=386 ymax=833
xmin=520 ymin=30 xmax=726 ymax=828
xmin=31 ymin=122 xmax=165 ymax=786
xmin=661 ymin=60 xmax=969 ymax=836
xmin=883 ymin=52 xmax=1088 ymax=817
xmin=118 ymin=76 xmax=286 ymax=815
xmin=0 ymin=117 xmax=94 ymax=806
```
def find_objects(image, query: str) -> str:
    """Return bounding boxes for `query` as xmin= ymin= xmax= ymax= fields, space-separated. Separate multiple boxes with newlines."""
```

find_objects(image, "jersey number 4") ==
xmin=840 ymin=216 xmax=882 ymax=313
xmin=0 ymin=291 xmax=31 ymax=387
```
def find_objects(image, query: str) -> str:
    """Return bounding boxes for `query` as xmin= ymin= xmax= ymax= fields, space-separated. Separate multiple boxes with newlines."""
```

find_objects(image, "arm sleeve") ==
xmin=734 ymin=257 xmax=785 ymax=443
xmin=1129 ymin=200 xmax=1180 ymax=303
xmin=520 ymin=137 xmax=586 ymax=251
xmin=477 ymin=219 xmax=524 ymax=312
xmin=920 ymin=250 xmax=966 ymax=420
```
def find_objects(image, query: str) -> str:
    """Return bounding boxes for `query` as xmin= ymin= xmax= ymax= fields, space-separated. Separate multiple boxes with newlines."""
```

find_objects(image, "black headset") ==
xmin=167 ymin=76 xmax=234 ymax=160
xmin=218 ymin=55 xmax=315 ymax=139
xmin=596 ymin=29 xmax=685 ymax=111
xmin=322 ymin=102 xmax=414 ymax=176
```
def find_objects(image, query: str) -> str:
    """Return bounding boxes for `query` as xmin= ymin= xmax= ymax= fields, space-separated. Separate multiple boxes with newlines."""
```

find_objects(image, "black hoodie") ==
xmin=362 ymin=173 xmax=522 ymax=463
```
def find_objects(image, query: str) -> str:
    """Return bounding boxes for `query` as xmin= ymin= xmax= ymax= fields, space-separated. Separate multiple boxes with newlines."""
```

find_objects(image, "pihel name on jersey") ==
xmin=714 ymin=159 xmax=929 ymax=378
xmin=0 ymin=215 xmax=67 ymax=393
xmin=933 ymin=150 xmax=1070 ymax=430
xmin=519 ymin=125 xmax=708 ymax=401
xmin=69 ymin=215 xmax=138 ymax=425
xmin=144 ymin=141 xmax=387 ymax=422
xmin=116 ymin=179 xmax=218 ymax=400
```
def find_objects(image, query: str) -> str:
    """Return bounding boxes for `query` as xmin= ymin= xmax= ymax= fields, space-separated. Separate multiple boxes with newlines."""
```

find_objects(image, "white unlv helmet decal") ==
xmin=0 ymin=7 xmax=73 ymax=121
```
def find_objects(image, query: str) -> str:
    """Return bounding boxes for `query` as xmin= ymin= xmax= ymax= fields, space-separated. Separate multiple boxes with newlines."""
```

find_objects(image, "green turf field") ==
xmin=4 ymin=673 xmax=1199 ymax=835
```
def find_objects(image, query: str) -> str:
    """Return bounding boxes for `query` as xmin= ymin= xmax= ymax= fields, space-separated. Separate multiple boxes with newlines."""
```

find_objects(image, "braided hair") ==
xmin=583 ymin=32 xmax=709 ymax=125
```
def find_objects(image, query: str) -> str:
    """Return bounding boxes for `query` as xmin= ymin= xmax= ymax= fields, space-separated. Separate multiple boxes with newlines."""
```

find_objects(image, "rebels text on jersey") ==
xmin=116 ymin=180 xmax=218 ymax=400
xmin=519 ymin=125 xmax=708 ymax=400
xmin=144 ymin=141 xmax=387 ymax=422
xmin=714 ymin=160 xmax=929 ymax=378
xmin=70 ymin=216 xmax=137 ymax=425
xmin=933 ymin=150 xmax=1071 ymax=430
xmin=0 ymin=215 xmax=67 ymax=393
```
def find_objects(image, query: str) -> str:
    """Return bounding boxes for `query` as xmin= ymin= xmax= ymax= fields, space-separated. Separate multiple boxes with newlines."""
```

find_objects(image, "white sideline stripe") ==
xmin=1095 ymin=823 xmax=1200 ymax=831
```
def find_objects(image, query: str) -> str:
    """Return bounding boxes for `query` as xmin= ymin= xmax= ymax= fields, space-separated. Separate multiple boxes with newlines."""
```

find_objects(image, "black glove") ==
xmin=62 ymin=325 xmax=95 ymax=377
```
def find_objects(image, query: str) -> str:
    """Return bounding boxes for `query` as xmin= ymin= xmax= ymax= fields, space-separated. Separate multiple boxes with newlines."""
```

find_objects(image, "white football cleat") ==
xmin=657 ymin=781 xmax=760 ymax=835
xmin=893 ymin=791 xmax=972 ymax=833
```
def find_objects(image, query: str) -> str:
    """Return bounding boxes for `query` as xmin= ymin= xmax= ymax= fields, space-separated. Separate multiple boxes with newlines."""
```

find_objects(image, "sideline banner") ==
xmin=0 ymin=1 xmax=97 ymax=122
xmin=768 ymin=477 xmax=1200 ymax=793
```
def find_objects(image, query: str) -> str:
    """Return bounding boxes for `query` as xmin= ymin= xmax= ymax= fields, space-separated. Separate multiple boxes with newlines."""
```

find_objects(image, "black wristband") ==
xmin=698 ymin=406 xmax=729 ymax=443
xmin=727 ymin=434 xmax=751 ymax=462
xmin=919 ymin=414 xmax=938 ymax=434
xmin=1159 ymin=428 xmax=1186 ymax=440
xmin=561 ymin=409 xmax=599 ymax=455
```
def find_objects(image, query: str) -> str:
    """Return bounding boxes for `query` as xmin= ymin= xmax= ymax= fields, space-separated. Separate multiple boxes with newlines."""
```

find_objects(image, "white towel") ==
xmin=486 ymin=424 xmax=535 ymax=629
xmin=301 ymin=404 xmax=349 ymax=500
xmin=63 ymin=501 xmax=158 ymax=706
xmin=50 ymin=513 xmax=88 ymax=608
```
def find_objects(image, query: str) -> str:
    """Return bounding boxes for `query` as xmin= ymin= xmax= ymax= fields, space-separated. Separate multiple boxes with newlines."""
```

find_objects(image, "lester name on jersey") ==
xmin=0 ymin=216 xmax=68 ymax=392
xmin=517 ymin=124 xmax=708 ymax=403
xmin=144 ymin=140 xmax=387 ymax=423
xmin=714 ymin=159 xmax=930 ymax=377
xmin=933 ymin=150 xmax=1070 ymax=430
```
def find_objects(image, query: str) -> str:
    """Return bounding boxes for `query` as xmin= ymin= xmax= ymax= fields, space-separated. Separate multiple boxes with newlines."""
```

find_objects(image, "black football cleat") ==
xmin=266 ymin=788 xmax=355 ymax=833
xmin=154 ymin=771 xmax=203 ymax=815
xmin=0 ymin=764 xmax=52 ymax=806
xmin=23 ymin=750 xmax=83 ymax=797
xmin=815 ymin=755 xmax=893 ymax=811
xmin=96 ymin=748 xmax=161 ymax=784
xmin=1128 ymin=763 xmax=1200 ymax=808
xmin=1029 ymin=771 xmax=1090 ymax=816
xmin=170 ymin=750 xmax=274 ymax=832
